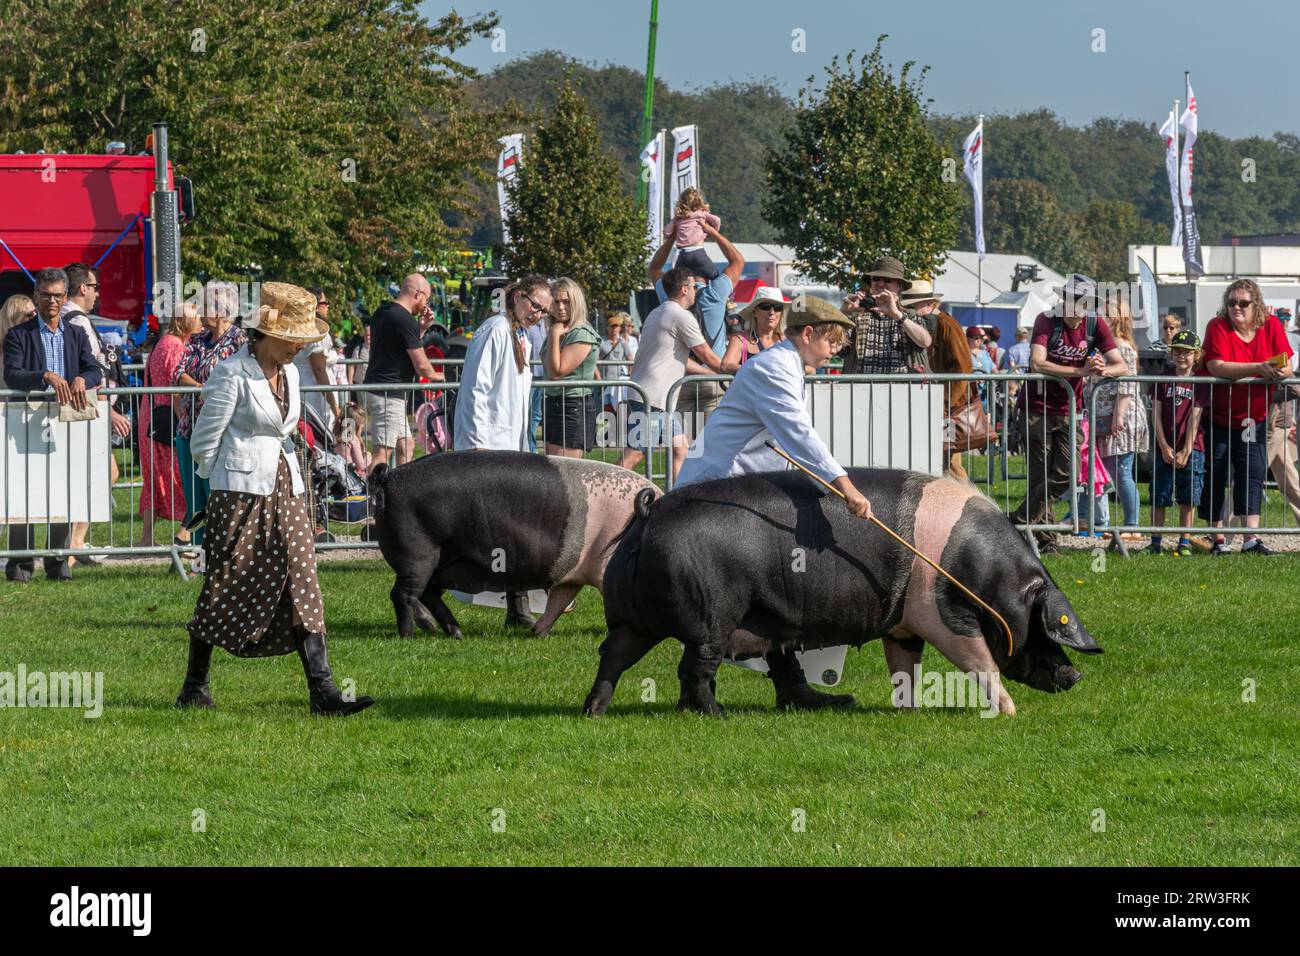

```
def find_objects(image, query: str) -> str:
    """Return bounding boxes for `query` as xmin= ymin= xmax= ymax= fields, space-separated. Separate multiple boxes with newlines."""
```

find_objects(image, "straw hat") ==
xmin=899 ymin=278 xmax=940 ymax=306
xmin=245 ymin=282 xmax=329 ymax=343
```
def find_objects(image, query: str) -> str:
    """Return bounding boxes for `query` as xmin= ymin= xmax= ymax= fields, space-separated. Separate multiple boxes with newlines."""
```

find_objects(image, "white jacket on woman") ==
xmin=191 ymin=345 xmax=305 ymax=496
xmin=453 ymin=313 xmax=533 ymax=451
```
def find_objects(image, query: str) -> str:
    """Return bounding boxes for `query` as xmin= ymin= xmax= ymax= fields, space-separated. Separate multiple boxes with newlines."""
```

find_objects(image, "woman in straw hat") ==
xmin=175 ymin=281 xmax=374 ymax=716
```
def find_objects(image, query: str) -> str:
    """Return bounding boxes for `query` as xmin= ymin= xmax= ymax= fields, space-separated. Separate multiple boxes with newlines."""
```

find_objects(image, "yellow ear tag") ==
xmin=1059 ymin=615 xmax=1069 ymax=625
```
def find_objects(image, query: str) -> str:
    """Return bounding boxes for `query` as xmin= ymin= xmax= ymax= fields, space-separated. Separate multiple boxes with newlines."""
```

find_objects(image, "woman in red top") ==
xmin=1198 ymin=279 xmax=1293 ymax=554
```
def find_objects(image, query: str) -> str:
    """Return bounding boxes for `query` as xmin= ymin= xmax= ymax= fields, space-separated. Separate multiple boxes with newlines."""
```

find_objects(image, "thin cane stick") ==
xmin=764 ymin=441 xmax=1016 ymax=656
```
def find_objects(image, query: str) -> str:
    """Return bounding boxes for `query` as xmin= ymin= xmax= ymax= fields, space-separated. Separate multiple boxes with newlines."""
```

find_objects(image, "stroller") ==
xmin=298 ymin=402 xmax=370 ymax=530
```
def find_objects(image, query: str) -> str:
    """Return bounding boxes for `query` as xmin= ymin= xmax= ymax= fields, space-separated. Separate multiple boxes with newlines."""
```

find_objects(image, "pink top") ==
xmin=665 ymin=210 xmax=721 ymax=248
xmin=143 ymin=333 xmax=187 ymax=421
xmin=339 ymin=433 xmax=371 ymax=473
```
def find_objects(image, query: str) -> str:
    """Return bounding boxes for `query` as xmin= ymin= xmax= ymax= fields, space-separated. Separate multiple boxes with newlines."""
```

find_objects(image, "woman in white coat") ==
xmin=175 ymin=282 xmax=374 ymax=717
xmin=452 ymin=273 xmax=552 ymax=626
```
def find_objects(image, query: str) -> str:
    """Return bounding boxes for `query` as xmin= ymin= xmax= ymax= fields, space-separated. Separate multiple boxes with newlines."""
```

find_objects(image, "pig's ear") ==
xmin=1036 ymin=591 xmax=1103 ymax=654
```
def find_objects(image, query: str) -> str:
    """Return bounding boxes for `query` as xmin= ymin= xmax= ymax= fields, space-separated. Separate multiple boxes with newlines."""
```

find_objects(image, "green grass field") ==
xmin=1 ymin=551 xmax=1296 ymax=866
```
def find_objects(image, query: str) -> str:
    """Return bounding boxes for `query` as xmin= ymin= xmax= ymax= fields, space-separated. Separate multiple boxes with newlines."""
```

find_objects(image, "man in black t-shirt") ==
xmin=362 ymin=274 xmax=443 ymax=474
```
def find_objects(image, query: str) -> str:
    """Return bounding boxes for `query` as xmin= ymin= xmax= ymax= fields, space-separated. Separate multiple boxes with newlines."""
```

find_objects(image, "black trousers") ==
xmin=1199 ymin=420 xmax=1268 ymax=521
xmin=6 ymin=522 xmax=71 ymax=579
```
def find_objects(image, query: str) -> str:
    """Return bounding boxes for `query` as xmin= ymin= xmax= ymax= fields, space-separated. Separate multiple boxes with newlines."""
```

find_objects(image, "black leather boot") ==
xmin=296 ymin=632 xmax=375 ymax=716
xmin=769 ymin=650 xmax=857 ymax=712
xmin=503 ymin=591 xmax=537 ymax=629
xmin=176 ymin=637 xmax=216 ymax=709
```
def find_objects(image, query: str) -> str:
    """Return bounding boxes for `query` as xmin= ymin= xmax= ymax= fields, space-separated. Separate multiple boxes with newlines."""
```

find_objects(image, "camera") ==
xmin=848 ymin=291 xmax=876 ymax=310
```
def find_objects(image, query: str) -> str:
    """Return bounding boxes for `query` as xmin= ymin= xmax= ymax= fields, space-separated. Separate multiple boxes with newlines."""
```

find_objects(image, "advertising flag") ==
xmin=1178 ymin=79 xmax=1204 ymax=276
xmin=668 ymin=125 xmax=699 ymax=213
xmin=496 ymin=133 xmax=524 ymax=246
xmin=640 ymin=132 xmax=664 ymax=257
xmin=962 ymin=120 xmax=985 ymax=260
xmin=1158 ymin=111 xmax=1183 ymax=247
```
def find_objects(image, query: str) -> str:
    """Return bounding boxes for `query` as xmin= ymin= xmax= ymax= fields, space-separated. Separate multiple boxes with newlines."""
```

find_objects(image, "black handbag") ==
xmin=145 ymin=359 xmax=177 ymax=445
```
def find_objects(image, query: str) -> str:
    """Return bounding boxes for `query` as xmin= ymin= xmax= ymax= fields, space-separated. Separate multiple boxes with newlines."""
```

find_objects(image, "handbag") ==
xmin=944 ymin=399 xmax=997 ymax=453
xmin=145 ymin=359 xmax=177 ymax=445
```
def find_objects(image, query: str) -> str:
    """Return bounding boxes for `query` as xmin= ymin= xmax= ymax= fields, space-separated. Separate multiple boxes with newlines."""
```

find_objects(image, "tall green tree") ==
xmin=980 ymin=178 xmax=1088 ymax=275
xmin=1080 ymin=199 xmax=1165 ymax=282
xmin=762 ymin=39 xmax=962 ymax=287
xmin=0 ymin=0 xmax=513 ymax=300
xmin=501 ymin=80 xmax=647 ymax=313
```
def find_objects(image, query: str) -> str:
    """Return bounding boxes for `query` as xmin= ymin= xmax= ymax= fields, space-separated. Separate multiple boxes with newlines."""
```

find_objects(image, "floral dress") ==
xmin=172 ymin=326 xmax=247 ymax=439
xmin=1094 ymin=340 xmax=1149 ymax=458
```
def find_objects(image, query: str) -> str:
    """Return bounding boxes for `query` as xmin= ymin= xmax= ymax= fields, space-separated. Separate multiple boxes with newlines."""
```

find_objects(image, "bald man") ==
xmin=363 ymin=273 xmax=443 ymax=473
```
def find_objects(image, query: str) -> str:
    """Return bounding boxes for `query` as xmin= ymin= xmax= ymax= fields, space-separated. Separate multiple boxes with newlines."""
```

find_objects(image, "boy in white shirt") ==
xmin=676 ymin=295 xmax=872 ymax=519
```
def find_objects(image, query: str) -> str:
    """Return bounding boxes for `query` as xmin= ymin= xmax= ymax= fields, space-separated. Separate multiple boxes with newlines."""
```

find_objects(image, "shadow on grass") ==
xmin=378 ymin=692 xmax=901 ymax=721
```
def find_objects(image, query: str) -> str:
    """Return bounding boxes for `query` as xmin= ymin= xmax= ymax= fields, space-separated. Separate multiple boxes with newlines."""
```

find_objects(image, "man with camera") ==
xmin=839 ymin=256 xmax=934 ymax=374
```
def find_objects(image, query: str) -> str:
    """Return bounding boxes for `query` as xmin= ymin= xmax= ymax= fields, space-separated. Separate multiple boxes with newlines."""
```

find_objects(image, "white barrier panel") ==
xmin=809 ymin=382 xmax=945 ymax=477
xmin=2 ymin=399 xmax=112 ymax=524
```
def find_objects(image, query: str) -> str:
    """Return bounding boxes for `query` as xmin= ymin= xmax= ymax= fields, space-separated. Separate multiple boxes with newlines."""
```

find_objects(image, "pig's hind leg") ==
xmin=391 ymin=557 xmax=436 ymax=639
xmin=533 ymin=582 xmax=583 ymax=637
xmin=677 ymin=640 xmax=728 ymax=718
xmin=583 ymin=625 xmax=661 ymax=717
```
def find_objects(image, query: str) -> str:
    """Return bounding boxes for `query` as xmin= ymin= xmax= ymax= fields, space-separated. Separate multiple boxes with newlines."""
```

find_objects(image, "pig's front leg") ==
xmin=883 ymin=634 xmax=924 ymax=710
xmin=925 ymin=633 xmax=1017 ymax=717
xmin=766 ymin=648 xmax=857 ymax=712
xmin=534 ymin=582 xmax=582 ymax=637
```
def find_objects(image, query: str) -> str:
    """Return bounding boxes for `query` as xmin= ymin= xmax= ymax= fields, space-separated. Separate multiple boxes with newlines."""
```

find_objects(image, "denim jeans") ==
xmin=527 ymin=386 xmax=543 ymax=453
xmin=1103 ymin=452 xmax=1138 ymax=527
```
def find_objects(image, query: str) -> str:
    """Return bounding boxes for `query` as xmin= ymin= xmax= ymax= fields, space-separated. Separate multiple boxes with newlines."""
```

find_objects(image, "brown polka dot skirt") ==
xmin=186 ymin=395 xmax=326 ymax=658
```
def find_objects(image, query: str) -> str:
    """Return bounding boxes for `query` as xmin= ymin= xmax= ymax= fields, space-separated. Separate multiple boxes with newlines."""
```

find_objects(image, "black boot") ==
xmin=769 ymin=651 xmax=857 ymax=712
xmin=176 ymin=637 xmax=216 ymax=709
xmin=296 ymin=632 xmax=375 ymax=716
xmin=503 ymin=591 xmax=537 ymax=629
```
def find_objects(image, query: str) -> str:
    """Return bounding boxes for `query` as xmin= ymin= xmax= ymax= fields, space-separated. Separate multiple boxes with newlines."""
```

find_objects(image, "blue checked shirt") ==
xmin=39 ymin=321 xmax=66 ymax=379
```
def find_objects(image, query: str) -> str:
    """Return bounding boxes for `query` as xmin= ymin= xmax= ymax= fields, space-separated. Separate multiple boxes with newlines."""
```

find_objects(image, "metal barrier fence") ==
xmin=1 ymin=376 xmax=655 ymax=575
xmin=1083 ymin=373 xmax=1300 ymax=546
xmin=4 ymin=368 xmax=1298 ymax=573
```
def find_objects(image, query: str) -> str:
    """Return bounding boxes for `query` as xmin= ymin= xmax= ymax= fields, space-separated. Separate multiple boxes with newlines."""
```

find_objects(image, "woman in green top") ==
xmin=542 ymin=277 xmax=602 ymax=456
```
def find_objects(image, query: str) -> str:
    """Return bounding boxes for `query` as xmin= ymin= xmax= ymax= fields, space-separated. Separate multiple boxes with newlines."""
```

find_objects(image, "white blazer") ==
xmin=453 ymin=313 xmax=533 ymax=451
xmin=191 ymin=346 xmax=305 ymax=496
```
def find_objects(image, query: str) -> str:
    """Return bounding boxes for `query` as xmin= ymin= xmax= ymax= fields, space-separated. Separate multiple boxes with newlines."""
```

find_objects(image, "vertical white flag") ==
xmin=640 ymin=132 xmax=664 ymax=258
xmin=1158 ymin=110 xmax=1182 ymax=247
xmin=1178 ymin=78 xmax=1204 ymax=276
xmin=496 ymin=133 xmax=524 ymax=246
xmin=668 ymin=125 xmax=699 ymax=214
xmin=962 ymin=120 xmax=985 ymax=260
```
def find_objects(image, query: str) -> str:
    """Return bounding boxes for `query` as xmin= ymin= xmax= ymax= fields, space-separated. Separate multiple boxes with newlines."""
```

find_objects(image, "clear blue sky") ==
xmin=428 ymin=0 xmax=1298 ymax=139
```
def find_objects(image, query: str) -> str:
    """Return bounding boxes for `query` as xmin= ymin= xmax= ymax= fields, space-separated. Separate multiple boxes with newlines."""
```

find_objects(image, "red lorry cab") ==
xmin=0 ymin=154 xmax=176 ymax=333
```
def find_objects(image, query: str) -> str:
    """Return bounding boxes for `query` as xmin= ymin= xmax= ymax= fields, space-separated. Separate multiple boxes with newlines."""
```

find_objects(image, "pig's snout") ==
xmin=1052 ymin=664 xmax=1083 ymax=691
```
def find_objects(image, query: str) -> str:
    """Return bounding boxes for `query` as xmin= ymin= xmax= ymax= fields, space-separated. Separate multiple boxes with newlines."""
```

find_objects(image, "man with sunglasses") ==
xmin=362 ymin=273 xmax=443 ymax=477
xmin=3 ymin=268 xmax=103 ymax=582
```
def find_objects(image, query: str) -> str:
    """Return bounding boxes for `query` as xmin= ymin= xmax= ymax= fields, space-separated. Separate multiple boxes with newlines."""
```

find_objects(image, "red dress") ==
xmin=137 ymin=334 xmax=187 ymax=519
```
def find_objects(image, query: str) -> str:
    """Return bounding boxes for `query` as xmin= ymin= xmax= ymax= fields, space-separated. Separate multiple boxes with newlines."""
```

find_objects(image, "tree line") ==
xmin=6 ymin=5 xmax=1297 ymax=313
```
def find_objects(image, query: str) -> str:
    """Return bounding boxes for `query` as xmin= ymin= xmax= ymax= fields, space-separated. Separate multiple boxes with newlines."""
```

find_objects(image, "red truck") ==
xmin=0 ymin=123 xmax=190 ymax=336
